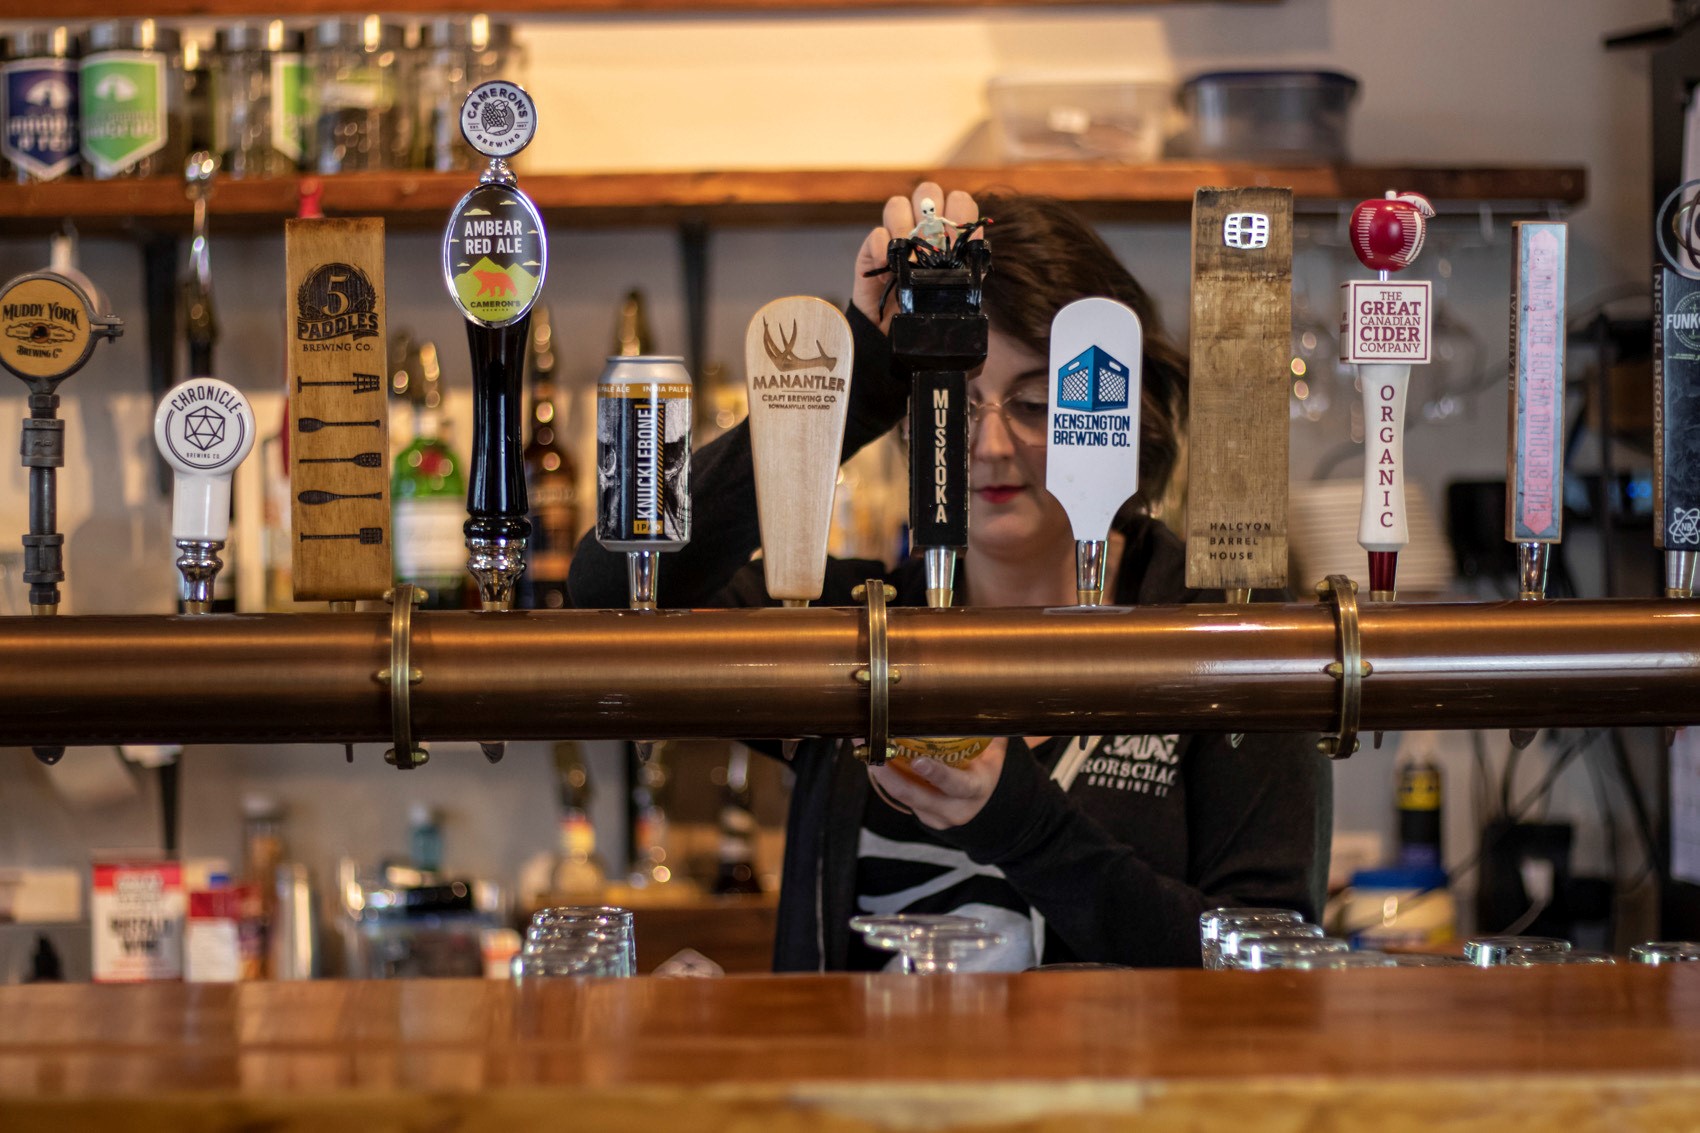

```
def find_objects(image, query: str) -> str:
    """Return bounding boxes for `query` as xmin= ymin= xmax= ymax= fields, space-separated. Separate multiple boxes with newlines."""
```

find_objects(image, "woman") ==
xmin=568 ymin=185 xmax=1330 ymax=970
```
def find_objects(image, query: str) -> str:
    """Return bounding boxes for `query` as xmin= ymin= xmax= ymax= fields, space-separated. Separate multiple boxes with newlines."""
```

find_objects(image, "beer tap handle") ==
xmin=443 ymin=80 xmax=546 ymax=612
xmin=744 ymin=297 xmax=854 ymax=607
xmin=183 ymin=151 xmax=218 ymax=377
xmin=1655 ymin=181 xmax=1700 ymax=598
xmin=1046 ymin=297 xmax=1143 ymax=608
xmin=886 ymin=217 xmax=991 ymax=608
xmin=152 ymin=377 xmax=255 ymax=613
xmin=1343 ymin=190 xmax=1434 ymax=602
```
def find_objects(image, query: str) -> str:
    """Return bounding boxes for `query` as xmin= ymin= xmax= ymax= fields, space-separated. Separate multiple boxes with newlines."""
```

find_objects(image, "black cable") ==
xmin=1610 ymin=729 xmax=1667 ymax=886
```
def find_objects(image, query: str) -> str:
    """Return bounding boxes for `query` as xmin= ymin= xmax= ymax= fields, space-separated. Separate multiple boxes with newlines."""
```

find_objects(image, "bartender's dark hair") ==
xmin=976 ymin=192 xmax=1189 ymax=504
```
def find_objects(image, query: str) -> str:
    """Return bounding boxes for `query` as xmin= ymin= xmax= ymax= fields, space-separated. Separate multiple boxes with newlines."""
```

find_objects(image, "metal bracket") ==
xmin=376 ymin=584 xmax=428 ymax=769
xmin=1317 ymin=574 xmax=1372 ymax=759
xmin=852 ymin=580 xmax=899 ymax=766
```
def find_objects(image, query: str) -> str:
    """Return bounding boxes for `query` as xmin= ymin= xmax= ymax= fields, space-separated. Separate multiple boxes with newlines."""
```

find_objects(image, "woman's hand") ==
xmin=851 ymin=182 xmax=980 ymax=335
xmin=868 ymin=737 xmax=1005 ymax=830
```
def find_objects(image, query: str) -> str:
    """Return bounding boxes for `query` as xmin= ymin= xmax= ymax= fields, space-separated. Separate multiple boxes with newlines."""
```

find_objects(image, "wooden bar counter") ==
xmin=2 ymin=969 xmax=1699 ymax=1130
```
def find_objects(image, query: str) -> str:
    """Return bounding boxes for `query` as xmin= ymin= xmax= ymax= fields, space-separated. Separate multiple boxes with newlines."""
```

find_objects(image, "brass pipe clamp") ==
xmin=376 ymin=585 xmax=428 ymax=769
xmin=1318 ymin=575 xmax=1372 ymax=759
xmin=852 ymin=580 xmax=899 ymax=766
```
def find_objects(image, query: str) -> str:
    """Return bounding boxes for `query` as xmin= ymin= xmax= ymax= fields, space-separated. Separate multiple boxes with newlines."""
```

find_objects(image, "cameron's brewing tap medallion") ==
xmin=443 ymin=80 xmax=546 ymax=619
xmin=1654 ymin=180 xmax=1700 ymax=597
xmin=442 ymin=82 xmax=544 ymax=331
xmin=1341 ymin=190 xmax=1434 ymax=602
xmin=0 ymin=269 xmax=122 ymax=617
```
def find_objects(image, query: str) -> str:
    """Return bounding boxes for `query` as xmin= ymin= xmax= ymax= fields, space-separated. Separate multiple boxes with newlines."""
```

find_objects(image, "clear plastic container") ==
xmin=987 ymin=74 xmax=1171 ymax=164
xmin=1172 ymin=69 xmax=1359 ymax=164
xmin=309 ymin=16 xmax=409 ymax=174
xmin=212 ymin=20 xmax=306 ymax=177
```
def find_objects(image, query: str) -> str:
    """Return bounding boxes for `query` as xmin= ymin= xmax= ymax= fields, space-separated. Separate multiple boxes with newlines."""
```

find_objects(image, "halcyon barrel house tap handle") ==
xmin=443 ymin=79 xmax=546 ymax=612
xmin=152 ymin=377 xmax=256 ymax=613
xmin=1341 ymin=190 xmax=1434 ymax=603
xmin=1654 ymin=180 xmax=1700 ymax=599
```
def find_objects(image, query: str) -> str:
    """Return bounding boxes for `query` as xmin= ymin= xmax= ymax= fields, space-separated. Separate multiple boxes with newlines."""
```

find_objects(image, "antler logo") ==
xmin=762 ymin=319 xmax=837 ymax=372
xmin=473 ymin=269 xmax=516 ymax=297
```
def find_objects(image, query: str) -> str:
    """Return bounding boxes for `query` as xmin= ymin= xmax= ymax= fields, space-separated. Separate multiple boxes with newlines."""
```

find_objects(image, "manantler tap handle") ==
xmin=442 ymin=80 xmax=546 ymax=611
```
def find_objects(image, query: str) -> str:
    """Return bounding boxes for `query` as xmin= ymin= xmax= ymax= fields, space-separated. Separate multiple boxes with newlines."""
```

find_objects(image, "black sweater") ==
xmin=568 ymin=306 xmax=1332 ymax=969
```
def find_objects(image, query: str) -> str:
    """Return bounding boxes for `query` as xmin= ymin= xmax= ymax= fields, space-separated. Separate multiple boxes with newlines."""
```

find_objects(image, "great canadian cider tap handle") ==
xmin=152 ymin=376 xmax=255 ymax=613
xmin=1342 ymin=190 xmax=1434 ymax=602
xmin=443 ymin=80 xmax=546 ymax=612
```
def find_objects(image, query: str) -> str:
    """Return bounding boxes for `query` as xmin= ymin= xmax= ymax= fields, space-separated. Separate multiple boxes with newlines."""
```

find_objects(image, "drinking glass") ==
xmin=1387 ymin=952 xmax=1471 ymax=968
xmin=512 ymin=905 xmax=635 ymax=978
xmin=1507 ymin=950 xmax=1617 ymax=966
xmin=1462 ymin=936 xmax=1571 ymax=968
xmin=850 ymin=913 xmax=999 ymax=974
xmin=1199 ymin=907 xmax=1303 ymax=970
xmin=1215 ymin=922 xmax=1324 ymax=972
xmin=1629 ymin=942 xmax=1700 ymax=965
xmin=1230 ymin=936 xmax=1353 ymax=971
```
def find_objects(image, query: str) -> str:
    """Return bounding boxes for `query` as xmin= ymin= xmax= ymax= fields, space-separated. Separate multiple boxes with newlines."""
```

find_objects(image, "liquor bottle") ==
xmin=628 ymin=742 xmax=679 ymax=889
xmin=520 ymin=305 xmax=580 ymax=610
xmin=551 ymin=741 xmax=606 ymax=898
xmin=612 ymin=287 xmax=652 ymax=357
xmin=391 ymin=341 xmax=472 ymax=610
xmin=712 ymin=746 xmax=762 ymax=895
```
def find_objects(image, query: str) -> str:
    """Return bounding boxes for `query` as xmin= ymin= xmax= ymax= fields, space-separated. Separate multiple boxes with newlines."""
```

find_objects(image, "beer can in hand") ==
xmin=595 ymin=355 xmax=692 ymax=552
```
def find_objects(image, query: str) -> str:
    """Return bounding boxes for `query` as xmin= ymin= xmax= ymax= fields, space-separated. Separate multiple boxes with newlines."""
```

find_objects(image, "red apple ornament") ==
xmin=1350 ymin=191 xmax=1435 ymax=273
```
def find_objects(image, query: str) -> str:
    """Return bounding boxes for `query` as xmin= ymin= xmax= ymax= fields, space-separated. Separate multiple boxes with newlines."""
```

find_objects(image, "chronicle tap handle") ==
xmin=443 ymin=80 xmax=546 ymax=611
xmin=152 ymin=377 xmax=255 ymax=613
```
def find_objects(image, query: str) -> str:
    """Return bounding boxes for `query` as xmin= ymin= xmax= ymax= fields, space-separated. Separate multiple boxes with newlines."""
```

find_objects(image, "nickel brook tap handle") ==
xmin=443 ymin=80 xmax=546 ymax=612
xmin=1654 ymin=180 xmax=1700 ymax=598
xmin=1342 ymin=190 xmax=1434 ymax=602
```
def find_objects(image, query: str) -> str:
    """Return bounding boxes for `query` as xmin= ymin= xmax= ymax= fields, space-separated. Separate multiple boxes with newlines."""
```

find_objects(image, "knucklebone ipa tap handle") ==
xmin=1654 ymin=180 xmax=1700 ymax=599
xmin=152 ymin=377 xmax=255 ymax=613
xmin=745 ymin=297 xmax=854 ymax=607
xmin=1046 ymin=298 xmax=1143 ymax=607
xmin=1342 ymin=190 xmax=1434 ymax=603
xmin=442 ymin=80 xmax=546 ymax=612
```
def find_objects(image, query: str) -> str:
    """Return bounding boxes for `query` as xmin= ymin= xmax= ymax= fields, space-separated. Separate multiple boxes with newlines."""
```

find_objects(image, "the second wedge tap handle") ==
xmin=152 ymin=377 xmax=254 ymax=611
xmin=443 ymin=79 xmax=546 ymax=609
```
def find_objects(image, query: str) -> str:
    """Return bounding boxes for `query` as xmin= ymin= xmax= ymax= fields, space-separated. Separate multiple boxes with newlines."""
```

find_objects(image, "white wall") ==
xmin=0 ymin=0 xmax=1672 ymax=971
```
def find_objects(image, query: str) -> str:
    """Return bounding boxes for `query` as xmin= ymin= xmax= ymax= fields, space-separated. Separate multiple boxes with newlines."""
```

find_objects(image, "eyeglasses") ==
xmin=969 ymin=392 xmax=1049 ymax=446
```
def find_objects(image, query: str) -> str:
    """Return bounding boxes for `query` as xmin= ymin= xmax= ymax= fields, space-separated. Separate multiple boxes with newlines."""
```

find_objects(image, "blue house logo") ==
xmin=1056 ymin=346 xmax=1129 ymax=412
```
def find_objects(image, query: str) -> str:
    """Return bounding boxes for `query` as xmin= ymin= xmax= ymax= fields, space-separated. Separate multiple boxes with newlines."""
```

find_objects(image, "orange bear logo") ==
xmin=472 ymin=269 xmax=516 ymax=297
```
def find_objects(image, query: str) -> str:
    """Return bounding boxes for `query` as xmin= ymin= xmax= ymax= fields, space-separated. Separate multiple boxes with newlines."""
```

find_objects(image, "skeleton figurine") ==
xmin=908 ymin=197 xmax=960 ymax=253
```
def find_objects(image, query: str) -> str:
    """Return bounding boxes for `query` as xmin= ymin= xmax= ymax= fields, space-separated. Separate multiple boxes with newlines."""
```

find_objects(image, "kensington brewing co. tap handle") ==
xmin=0 ymin=270 xmax=123 ymax=615
xmin=873 ymin=205 xmax=992 ymax=608
xmin=1654 ymin=181 xmax=1700 ymax=598
xmin=1046 ymin=297 xmax=1142 ymax=607
xmin=442 ymin=80 xmax=546 ymax=611
xmin=1341 ymin=190 xmax=1434 ymax=602
xmin=152 ymin=377 xmax=256 ymax=613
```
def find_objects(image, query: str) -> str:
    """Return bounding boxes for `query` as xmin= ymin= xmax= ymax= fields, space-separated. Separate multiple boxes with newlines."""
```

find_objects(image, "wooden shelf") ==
xmin=0 ymin=164 xmax=1586 ymax=235
xmin=0 ymin=0 xmax=1278 ymax=18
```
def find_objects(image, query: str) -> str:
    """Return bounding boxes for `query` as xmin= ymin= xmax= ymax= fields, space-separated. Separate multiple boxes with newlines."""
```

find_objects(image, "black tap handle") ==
xmin=465 ymin=315 xmax=532 ymax=528
xmin=1655 ymin=267 xmax=1700 ymax=553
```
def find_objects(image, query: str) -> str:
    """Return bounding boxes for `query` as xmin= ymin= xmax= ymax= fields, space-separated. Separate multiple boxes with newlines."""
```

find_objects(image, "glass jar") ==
xmin=213 ymin=21 xmax=306 ymax=177
xmin=512 ymin=906 xmax=636 ymax=978
xmin=309 ymin=16 xmax=408 ymax=174
xmin=413 ymin=17 xmax=475 ymax=172
xmin=80 ymin=20 xmax=187 ymax=179
xmin=2 ymin=26 xmax=81 ymax=182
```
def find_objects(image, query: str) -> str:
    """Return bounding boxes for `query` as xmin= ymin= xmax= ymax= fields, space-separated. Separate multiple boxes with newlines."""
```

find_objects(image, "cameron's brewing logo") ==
xmin=460 ymin=81 xmax=535 ymax=159
xmin=296 ymin=263 xmax=380 ymax=343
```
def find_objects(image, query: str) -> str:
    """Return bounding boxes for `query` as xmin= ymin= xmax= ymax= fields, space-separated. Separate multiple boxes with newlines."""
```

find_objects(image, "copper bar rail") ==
xmin=0 ymin=599 xmax=1696 ymax=747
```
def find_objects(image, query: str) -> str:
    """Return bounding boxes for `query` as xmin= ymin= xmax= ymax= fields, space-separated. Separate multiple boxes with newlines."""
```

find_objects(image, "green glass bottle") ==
xmin=391 ymin=340 xmax=471 ymax=609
